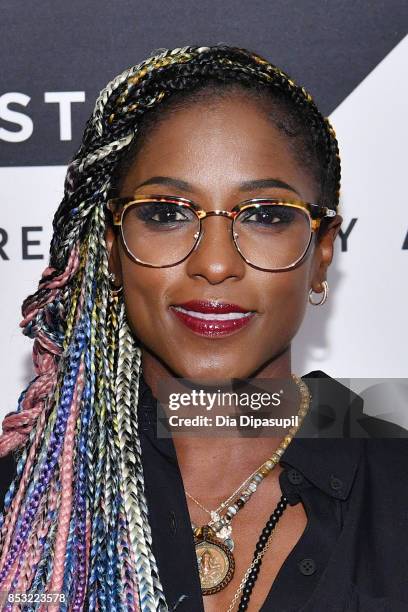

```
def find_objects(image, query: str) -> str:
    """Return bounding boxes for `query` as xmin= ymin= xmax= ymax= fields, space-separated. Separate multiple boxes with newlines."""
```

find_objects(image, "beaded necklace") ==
xmin=188 ymin=375 xmax=311 ymax=598
xmin=227 ymin=494 xmax=289 ymax=611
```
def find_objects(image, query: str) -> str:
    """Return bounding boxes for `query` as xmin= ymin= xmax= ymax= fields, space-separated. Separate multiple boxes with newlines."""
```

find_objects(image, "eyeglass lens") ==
xmin=121 ymin=201 xmax=311 ymax=269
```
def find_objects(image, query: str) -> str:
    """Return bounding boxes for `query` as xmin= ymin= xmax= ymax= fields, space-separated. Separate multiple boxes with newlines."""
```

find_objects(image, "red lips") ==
xmin=169 ymin=300 xmax=256 ymax=337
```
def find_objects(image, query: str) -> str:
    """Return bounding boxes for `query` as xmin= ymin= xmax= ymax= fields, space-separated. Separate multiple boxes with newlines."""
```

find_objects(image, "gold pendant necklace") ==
xmin=194 ymin=525 xmax=235 ymax=594
xmin=189 ymin=375 xmax=311 ymax=596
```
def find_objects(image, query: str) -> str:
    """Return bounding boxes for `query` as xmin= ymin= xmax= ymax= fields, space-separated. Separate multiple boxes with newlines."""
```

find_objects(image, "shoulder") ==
xmin=303 ymin=369 xmax=408 ymax=439
xmin=362 ymin=437 xmax=408 ymax=468
xmin=358 ymin=439 xmax=408 ymax=518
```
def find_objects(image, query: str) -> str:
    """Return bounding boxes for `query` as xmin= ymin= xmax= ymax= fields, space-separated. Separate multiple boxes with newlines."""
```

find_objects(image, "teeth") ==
xmin=174 ymin=306 xmax=253 ymax=321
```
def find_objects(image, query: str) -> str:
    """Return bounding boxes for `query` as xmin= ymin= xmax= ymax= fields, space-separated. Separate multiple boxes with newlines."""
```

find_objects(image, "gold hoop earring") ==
xmin=309 ymin=280 xmax=328 ymax=306
xmin=108 ymin=272 xmax=123 ymax=296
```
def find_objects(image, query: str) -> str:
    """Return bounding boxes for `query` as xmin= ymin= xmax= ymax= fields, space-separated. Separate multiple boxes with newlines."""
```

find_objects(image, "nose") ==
xmin=185 ymin=215 xmax=246 ymax=284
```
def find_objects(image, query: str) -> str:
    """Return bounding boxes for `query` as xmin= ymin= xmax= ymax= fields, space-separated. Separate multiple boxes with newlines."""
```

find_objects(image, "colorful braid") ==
xmin=0 ymin=45 xmax=341 ymax=610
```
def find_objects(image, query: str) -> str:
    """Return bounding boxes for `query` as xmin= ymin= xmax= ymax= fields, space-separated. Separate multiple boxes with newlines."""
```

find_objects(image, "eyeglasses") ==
xmin=107 ymin=194 xmax=336 ymax=271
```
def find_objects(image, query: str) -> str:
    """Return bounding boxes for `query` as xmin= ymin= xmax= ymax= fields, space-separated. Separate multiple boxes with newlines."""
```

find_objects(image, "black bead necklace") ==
xmin=234 ymin=494 xmax=289 ymax=611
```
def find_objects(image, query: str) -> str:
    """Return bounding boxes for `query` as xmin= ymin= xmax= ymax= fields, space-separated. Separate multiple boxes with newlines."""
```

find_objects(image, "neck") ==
xmin=140 ymin=345 xmax=294 ymax=495
xmin=141 ymin=344 xmax=293 ymax=398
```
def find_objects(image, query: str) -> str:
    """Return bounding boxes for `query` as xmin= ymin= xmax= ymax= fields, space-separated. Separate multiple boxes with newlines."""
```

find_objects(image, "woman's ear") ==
xmin=105 ymin=224 xmax=123 ymax=285
xmin=320 ymin=213 xmax=342 ymax=264
xmin=310 ymin=214 xmax=342 ymax=291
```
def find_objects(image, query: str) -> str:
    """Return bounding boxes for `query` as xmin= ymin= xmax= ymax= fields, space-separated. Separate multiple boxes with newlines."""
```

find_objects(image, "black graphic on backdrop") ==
xmin=1 ymin=0 xmax=407 ymax=166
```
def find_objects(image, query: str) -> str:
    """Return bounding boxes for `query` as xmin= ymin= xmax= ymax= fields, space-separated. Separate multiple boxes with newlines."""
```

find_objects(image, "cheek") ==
xmin=258 ymin=267 xmax=310 ymax=343
xmin=120 ymin=262 xmax=175 ymax=342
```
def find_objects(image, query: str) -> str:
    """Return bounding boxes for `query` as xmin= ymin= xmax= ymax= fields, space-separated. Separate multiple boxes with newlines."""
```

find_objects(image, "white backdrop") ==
xmin=1 ymin=36 xmax=407 ymax=423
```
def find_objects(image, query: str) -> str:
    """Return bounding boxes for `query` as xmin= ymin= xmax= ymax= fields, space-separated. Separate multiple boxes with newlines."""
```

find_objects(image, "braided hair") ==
xmin=0 ymin=45 xmax=341 ymax=610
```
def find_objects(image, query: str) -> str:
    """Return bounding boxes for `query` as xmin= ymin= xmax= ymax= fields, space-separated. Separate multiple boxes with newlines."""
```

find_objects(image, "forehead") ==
xmin=119 ymin=95 xmax=318 ymax=202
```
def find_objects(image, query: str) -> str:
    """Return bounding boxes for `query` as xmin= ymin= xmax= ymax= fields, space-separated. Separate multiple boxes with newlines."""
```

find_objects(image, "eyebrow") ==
xmin=135 ymin=176 xmax=193 ymax=192
xmin=134 ymin=176 xmax=300 ymax=196
xmin=238 ymin=178 xmax=300 ymax=196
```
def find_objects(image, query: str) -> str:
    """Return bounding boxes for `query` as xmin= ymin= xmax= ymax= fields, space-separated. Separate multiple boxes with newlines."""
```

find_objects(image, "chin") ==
xmin=173 ymin=359 xmax=252 ymax=384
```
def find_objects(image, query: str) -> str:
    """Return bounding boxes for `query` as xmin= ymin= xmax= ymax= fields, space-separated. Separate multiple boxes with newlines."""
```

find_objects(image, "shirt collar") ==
xmin=280 ymin=370 xmax=364 ymax=500
xmin=137 ymin=370 xmax=364 ymax=501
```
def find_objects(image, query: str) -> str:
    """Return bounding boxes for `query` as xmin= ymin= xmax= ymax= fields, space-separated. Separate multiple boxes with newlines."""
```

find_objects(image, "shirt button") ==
xmin=287 ymin=468 xmax=304 ymax=485
xmin=298 ymin=558 xmax=316 ymax=575
xmin=330 ymin=475 xmax=343 ymax=490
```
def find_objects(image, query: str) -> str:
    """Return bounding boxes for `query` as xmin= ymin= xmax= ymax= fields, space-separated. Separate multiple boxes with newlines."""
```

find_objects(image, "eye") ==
xmin=134 ymin=202 xmax=194 ymax=224
xmin=239 ymin=205 xmax=296 ymax=226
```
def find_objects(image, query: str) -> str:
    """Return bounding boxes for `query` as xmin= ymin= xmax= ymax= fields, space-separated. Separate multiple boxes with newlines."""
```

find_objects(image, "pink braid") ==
xmin=0 ymin=404 xmax=48 ymax=573
xmin=19 ymin=247 xmax=80 ymax=328
xmin=0 ymin=342 xmax=57 ymax=457
xmin=47 ymin=359 xmax=85 ymax=594
xmin=0 ymin=246 xmax=80 ymax=458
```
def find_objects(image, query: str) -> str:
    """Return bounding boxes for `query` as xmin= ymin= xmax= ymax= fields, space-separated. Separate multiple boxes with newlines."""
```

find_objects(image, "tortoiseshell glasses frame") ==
xmin=107 ymin=194 xmax=336 ymax=272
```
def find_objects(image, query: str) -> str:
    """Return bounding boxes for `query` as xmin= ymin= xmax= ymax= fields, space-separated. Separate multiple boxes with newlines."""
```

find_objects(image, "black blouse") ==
xmin=1 ymin=370 xmax=407 ymax=611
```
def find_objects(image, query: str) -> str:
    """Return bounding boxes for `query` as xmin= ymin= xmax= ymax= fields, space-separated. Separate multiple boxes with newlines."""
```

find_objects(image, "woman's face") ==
xmin=106 ymin=94 xmax=341 ymax=381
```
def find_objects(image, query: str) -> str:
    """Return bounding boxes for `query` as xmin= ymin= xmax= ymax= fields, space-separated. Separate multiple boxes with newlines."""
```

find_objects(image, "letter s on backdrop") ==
xmin=0 ymin=93 xmax=33 ymax=142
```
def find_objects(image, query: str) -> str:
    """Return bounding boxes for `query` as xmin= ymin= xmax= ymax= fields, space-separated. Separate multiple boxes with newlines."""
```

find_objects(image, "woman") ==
xmin=0 ymin=45 xmax=407 ymax=612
